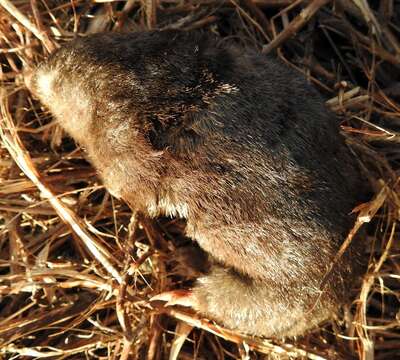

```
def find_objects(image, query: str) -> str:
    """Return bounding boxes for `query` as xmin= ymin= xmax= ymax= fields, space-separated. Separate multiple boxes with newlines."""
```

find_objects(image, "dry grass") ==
xmin=0 ymin=0 xmax=399 ymax=359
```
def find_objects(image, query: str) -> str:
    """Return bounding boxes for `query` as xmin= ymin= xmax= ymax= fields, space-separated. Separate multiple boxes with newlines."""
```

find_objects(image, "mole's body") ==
xmin=28 ymin=31 xmax=365 ymax=337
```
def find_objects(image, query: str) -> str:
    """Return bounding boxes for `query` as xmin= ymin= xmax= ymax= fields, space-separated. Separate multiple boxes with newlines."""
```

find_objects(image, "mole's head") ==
xmin=26 ymin=31 xmax=238 ymax=153
xmin=26 ymin=44 xmax=96 ymax=145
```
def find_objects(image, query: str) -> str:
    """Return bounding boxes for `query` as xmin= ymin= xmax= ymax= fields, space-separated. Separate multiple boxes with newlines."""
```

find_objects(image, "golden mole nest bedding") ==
xmin=0 ymin=1 xmax=399 ymax=359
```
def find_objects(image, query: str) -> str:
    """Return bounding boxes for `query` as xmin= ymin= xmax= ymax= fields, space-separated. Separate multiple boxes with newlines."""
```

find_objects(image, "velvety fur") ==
xmin=28 ymin=30 xmax=366 ymax=337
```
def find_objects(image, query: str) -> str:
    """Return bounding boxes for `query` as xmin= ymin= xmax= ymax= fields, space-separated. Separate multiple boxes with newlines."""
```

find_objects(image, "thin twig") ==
xmin=0 ymin=0 xmax=57 ymax=52
xmin=262 ymin=0 xmax=331 ymax=54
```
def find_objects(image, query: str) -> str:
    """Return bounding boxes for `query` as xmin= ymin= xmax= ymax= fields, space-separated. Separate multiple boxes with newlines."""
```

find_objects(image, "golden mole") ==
xmin=27 ymin=30 xmax=366 ymax=337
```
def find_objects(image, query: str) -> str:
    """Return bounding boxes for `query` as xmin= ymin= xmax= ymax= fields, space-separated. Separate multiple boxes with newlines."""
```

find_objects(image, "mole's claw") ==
xmin=151 ymin=290 xmax=197 ymax=308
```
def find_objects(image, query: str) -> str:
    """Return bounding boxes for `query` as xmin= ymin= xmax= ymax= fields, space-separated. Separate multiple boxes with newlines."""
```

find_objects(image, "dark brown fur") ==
xmin=27 ymin=30 xmax=366 ymax=337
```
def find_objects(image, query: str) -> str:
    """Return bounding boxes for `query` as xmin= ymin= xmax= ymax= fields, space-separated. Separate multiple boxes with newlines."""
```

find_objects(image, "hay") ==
xmin=0 ymin=0 xmax=399 ymax=359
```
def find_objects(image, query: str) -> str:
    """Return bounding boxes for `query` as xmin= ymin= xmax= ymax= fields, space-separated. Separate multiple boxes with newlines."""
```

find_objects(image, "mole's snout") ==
xmin=24 ymin=68 xmax=34 ymax=92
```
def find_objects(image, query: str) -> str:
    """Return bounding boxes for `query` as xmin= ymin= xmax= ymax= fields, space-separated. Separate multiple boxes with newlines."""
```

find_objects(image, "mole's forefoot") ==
xmin=150 ymin=289 xmax=198 ymax=308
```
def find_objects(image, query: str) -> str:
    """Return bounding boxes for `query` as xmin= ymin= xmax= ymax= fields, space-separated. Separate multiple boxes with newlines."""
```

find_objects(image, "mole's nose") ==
xmin=24 ymin=69 xmax=34 ymax=91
